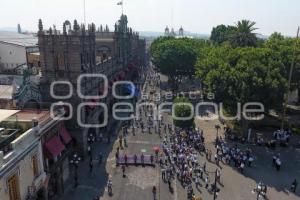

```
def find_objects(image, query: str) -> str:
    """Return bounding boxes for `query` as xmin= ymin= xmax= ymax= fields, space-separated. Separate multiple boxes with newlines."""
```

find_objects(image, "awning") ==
xmin=45 ymin=136 xmax=65 ymax=157
xmin=59 ymin=126 xmax=72 ymax=144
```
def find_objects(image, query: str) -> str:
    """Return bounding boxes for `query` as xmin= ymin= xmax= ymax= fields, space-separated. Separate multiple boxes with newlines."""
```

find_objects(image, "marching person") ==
xmin=122 ymin=165 xmax=126 ymax=177
xmin=134 ymin=154 xmax=138 ymax=165
xmin=150 ymin=154 xmax=154 ymax=164
xmin=291 ymin=179 xmax=298 ymax=193
xmin=205 ymin=176 xmax=209 ymax=189
xmin=141 ymin=153 xmax=145 ymax=166
xmin=89 ymin=159 xmax=93 ymax=173
xmin=107 ymin=178 xmax=113 ymax=195
xmin=152 ymin=186 xmax=157 ymax=200
xmin=275 ymin=158 xmax=281 ymax=171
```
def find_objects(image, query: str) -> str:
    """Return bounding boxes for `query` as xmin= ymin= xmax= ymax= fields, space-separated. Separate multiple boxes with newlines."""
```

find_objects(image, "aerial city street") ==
xmin=0 ymin=1 xmax=300 ymax=200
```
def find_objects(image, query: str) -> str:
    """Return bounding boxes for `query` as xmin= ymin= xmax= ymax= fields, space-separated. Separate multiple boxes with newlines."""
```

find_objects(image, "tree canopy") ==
xmin=196 ymin=45 xmax=288 ymax=112
xmin=173 ymin=96 xmax=195 ymax=129
xmin=210 ymin=24 xmax=235 ymax=45
xmin=150 ymin=37 xmax=199 ymax=89
xmin=210 ymin=20 xmax=259 ymax=47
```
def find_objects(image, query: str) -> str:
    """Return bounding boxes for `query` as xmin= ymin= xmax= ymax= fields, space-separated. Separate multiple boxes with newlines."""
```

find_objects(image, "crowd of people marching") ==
xmin=105 ymin=65 xmax=298 ymax=200
xmin=159 ymin=125 xmax=221 ymax=199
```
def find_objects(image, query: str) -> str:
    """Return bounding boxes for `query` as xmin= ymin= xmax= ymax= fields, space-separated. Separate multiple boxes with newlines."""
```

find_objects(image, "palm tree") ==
xmin=230 ymin=20 xmax=258 ymax=47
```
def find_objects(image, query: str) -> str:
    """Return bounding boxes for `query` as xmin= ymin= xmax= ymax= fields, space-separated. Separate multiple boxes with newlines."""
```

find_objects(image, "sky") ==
xmin=0 ymin=0 xmax=300 ymax=36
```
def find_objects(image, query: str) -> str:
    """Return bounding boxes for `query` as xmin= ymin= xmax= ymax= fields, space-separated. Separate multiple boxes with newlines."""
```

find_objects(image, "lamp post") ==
xmin=215 ymin=124 xmax=221 ymax=147
xmin=214 ymin=169 xmax=219 ymax=200
xmin=87 ymin=133 xmax=95 ymax=160
xmin=70 ymin=153 xmax=81 ymax=188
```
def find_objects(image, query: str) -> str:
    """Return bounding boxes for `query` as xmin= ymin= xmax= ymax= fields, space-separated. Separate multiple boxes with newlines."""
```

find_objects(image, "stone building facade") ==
xmin=37 ymin=15 xmax=147 ymax=153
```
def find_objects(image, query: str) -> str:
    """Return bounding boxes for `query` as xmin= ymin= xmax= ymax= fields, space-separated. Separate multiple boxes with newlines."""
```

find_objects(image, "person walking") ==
xmin=152 ymin=186 xmax=157 ymax=200
xmin=89 ymin=160 xmax=93 ymax=173
xmin=205 ymin=177 xmax=209 ymax=189
xmin=122 ymin=165 xmax=126 ymax=177
xmin=291 ymin=179 xmax=298 ymax=193
xmin=141 ymin=153 xmax=145 ymax=166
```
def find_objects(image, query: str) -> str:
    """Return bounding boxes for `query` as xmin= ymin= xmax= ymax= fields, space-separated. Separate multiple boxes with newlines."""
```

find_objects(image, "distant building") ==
xmin=0 ymin=31 xmax=39 ymax=73
xmin=179 ymin=26 xmax=184 ymax=37
xmin=17 ymin=24 xmax=22 ymax=34
xmin=164 ymin=26 xmax=184 ymax=38
xmin=164 ymin=26 xmax=170 ymax=36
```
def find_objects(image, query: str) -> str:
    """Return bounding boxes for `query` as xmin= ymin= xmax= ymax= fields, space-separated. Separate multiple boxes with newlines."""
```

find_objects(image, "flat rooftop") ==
xmin=0 ymin=31 xmax=38 ymax=47
xmin=11 ymin=109 xmax=50 ymax=123
xmin=0 ymin=85 xmax=14 ymax=100
xmin=0 ymin=109 xmax=20 ymax=122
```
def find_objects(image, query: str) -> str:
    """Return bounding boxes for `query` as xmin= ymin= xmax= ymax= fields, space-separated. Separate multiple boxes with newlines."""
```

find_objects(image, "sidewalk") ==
xmin=55 ymin=120 xmax=123 ymax=200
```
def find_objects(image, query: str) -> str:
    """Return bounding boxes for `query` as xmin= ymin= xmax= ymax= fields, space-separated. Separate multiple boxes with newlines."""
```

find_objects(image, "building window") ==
xmin=32 ymin=154 xmax=39 ymax=178
xmin=7 ymin=173 xmax=21 ymax=200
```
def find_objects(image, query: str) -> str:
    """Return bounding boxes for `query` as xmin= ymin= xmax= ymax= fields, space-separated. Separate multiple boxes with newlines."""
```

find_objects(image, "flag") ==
xmin=117 ymin=1 xmax=123 ymax=5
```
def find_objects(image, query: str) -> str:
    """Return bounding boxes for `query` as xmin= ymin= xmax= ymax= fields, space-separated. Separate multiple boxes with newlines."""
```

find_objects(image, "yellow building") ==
xmin=0 ymin=108 xmax=68 ymax=200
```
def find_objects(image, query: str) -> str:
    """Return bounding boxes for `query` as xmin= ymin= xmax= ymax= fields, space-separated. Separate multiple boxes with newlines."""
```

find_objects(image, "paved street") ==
xmin=56 ymin=71 xmax=300 ymax=200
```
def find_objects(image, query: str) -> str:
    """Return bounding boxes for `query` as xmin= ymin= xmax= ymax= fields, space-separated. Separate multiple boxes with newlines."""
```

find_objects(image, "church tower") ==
xmin=164 ymin=26 xmax=170 ymax=36
xmin=179 ymin=26 xmax=184 ymax=37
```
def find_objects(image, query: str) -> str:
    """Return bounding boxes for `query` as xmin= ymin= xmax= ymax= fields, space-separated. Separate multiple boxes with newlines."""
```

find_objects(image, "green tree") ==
xmin=210 ymin=25 xmax=235 ymax=45
xmin=173 ymin=97 xmax=195 ymax=129
xmin=150 ymin=38 xmax=197 ymax=89
xmin=230 ymin=20 xmax=258 ymax=47
xmin=265 ymin=33 xmax=300 ymax=103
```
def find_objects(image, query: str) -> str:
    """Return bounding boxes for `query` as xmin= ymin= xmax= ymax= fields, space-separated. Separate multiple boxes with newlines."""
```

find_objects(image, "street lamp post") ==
xmin=215 ymin=124 xmax=221 ymax=147
xmin=70 ymin=153 xmax=81 ymax=188
xmin=213 ymin=169 xmax=218 ymax=200
xmin=87 ymin=133 xmax=95 ymax=160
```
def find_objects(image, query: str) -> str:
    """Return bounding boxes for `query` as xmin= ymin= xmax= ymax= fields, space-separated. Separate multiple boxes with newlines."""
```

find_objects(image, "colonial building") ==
xmin=0 ymin=108 xmax=71 ymax=200
xmin=36 ymin=15 xmax=146 ymax=153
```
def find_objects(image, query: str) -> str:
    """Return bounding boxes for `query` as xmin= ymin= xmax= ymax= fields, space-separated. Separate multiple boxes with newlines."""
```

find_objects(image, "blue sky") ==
xmin=0 ymin=0 xmax=299 ymax=36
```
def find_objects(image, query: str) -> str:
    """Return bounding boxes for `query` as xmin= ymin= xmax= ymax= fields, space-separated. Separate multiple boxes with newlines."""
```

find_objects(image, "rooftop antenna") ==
xmin=83 ymin=0 xmax=86 ymax=26
xmin=171 ymin=0 xmax=174 ymax=29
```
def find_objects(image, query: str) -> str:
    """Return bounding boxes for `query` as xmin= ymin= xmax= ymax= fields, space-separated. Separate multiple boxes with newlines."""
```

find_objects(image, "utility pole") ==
xmin=281 ymin=26 xmax=300 ymax=130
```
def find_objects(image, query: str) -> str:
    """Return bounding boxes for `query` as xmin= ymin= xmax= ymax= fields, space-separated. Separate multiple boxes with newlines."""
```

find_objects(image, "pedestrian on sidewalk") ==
xmin=89 ymin=160 xmax=93 ymax=173
xmin=124 ymin=136 xmax=127 ymax=148
xmin=291 ymin=179 xmax=298 ymax=193
xmin=152 ymin=186 xmax=157 ymax=200
xmin=124 ymin=154 xmax=128 ymax=166
xmin=150 ymin=154 xmax=154 ymax=165
xmin=162 ymin=168 xmax=166 ymax=181
xmin=119 ymin=136 xmax=123 ymax=149
xmin=134 ymin=154 xmax=138 ymax=165
xmin=122 ymin=165 xmax=126 ymax=177
xmin=168 ymin=178 xmax=172 ymax=191
xmin=141 ymin=153 xmax=145 ymax=165
xmin=203 ymin=162 xmax=207 ymax=173
xmin=205 ymin=176 xmax=209 ymax=189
